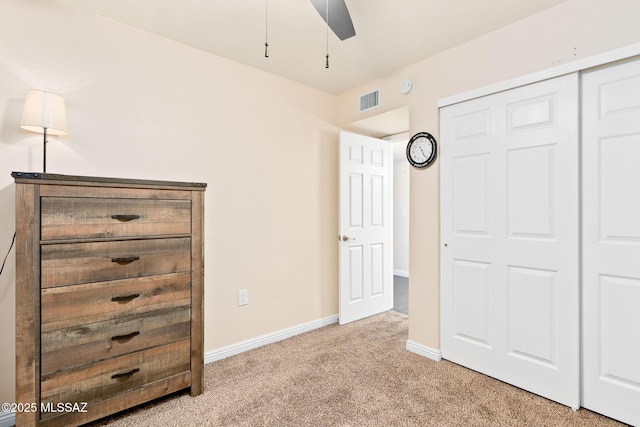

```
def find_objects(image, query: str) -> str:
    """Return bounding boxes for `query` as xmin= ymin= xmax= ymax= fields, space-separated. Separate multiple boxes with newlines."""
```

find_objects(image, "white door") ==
xmin=582 ymin=59 xmax=640 ymax=426
xmin=339 ymin=131 xmax=393 ymax=325
xmin=440 ymin=74 xmax=580 ymax=408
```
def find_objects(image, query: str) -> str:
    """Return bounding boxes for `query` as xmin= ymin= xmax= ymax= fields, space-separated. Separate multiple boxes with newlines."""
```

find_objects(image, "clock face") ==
xmin=406 ymin=132 xmax=437 ymax=168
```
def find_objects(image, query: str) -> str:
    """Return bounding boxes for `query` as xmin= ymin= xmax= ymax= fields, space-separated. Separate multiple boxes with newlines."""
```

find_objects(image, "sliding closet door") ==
xmin=582 ymin=59 xmax=640 ymax=426
xmin=440 ymin=73 xmax=580 ymax=408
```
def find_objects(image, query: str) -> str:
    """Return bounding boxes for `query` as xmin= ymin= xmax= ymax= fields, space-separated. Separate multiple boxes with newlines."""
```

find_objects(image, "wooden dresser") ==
xmin=12 ymin=172 xmax=206 ymax=426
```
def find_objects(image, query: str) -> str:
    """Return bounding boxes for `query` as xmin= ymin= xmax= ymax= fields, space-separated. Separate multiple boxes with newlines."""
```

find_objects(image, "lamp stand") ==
xmin=43 ymin=127 xmax=47 ymax=173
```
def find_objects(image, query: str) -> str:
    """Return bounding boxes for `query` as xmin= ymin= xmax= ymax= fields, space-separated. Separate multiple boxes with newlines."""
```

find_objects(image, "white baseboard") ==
xmin=0 ymin=411 xmax=15 ymax=427
xmin=205 ymin=314 xmax=339 ymax=364
xmin=393 ymin=269 xmax=409 ymax=278
xmin=406 ymin=340 xmax=442 ymax=362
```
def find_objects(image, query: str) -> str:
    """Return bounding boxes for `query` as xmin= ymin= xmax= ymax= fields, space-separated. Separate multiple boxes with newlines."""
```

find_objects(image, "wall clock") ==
xmin=406 ymin=132 xmax=437 ymax=168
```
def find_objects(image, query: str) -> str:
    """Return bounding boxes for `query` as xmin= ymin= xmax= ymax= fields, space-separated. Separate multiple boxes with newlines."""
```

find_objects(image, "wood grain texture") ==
xmin=40 ymin=185 xmax=194 ymax=200
xmin=14 ymin=174 xmax=205 ymax=426
xmin=38 ymin=372 xmax=191 ymax=427
xmin=41 ymin=272 xmax=191 ymax=331
xmin=41 ymin=306 xmax=191 ymax=375
xmin=14 ymin=183 xmax=40 ymax=427
xmin=12 ymin=172 xmax=206 ymax=192
xmin=41 ymin=238 xmax=191 ymax=288
xmin=190 ymin=190 xmax=205 ymax=396
xmin=41 ymin=197 xmax=191 ymax=240
xmin=41 ymin=339 xmax=191 ymax=417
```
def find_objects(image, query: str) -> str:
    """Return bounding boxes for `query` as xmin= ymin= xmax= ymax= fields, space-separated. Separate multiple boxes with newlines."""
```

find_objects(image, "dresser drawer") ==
xmin=41 ymin=238 xmax=191 ymax=288
xmin=40 ymin=339 xmax=191 ymax=419
xmin=41 ymin=305 xmax=191 ymax=376
xmin=41 ymin=272 xmax=191 ymax=331
xmin=41 ymin=197 xmax=192 ymax=241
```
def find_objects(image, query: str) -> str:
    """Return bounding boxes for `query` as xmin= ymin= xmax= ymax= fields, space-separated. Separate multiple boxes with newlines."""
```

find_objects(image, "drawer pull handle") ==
xmin=111 ymin=331 xmax=140 ymax=341
xmin=111 ymin=256 xmax=140 ymax=264
xmin=111 ymin=293 xmax=140 ymax=303
xmin=111 ymin=368 xmax=140 ymax=380
xmin=111 ymin=214 xmax=141 ymax=222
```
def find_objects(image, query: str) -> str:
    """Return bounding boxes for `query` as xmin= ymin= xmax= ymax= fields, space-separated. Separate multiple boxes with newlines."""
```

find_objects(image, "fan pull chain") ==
xmin=264 ymin=0 xmax=269 ymax=57
xmin=325 ymin=0 xmax=329 ymax=68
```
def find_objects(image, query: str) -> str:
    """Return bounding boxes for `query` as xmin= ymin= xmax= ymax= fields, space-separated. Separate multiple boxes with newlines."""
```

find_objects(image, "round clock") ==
xmin=406 ymin=132 xmax=437 ymax=168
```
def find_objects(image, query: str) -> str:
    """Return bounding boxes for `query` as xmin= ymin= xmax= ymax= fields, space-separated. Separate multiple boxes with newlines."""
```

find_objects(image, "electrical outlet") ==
xmin=238 ymin=289 xmax=249 ymax=306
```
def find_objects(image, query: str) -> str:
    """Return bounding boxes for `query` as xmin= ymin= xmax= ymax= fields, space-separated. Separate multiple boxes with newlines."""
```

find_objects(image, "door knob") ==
xmin=342 ymin=235 xmax=354 ymax=242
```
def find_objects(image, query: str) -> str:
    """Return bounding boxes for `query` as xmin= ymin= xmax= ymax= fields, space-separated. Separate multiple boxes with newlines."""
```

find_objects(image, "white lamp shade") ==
xmin=20 ymin=90 xmax=68 ymax=136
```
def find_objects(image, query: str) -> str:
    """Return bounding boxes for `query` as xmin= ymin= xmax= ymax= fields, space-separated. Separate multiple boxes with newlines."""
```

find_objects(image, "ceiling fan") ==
xmin=309 ymin=0 xmax=356 ymax=41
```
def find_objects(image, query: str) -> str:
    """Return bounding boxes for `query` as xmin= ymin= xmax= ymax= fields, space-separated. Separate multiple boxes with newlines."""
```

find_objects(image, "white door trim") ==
xmin=438 ymin=42 xmax=640 ymax=108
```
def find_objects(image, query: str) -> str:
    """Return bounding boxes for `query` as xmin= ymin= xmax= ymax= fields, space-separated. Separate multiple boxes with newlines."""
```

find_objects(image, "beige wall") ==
xmin=0 ymin=0 xmax=339 ymax=403
xmin=337 ymin=0 xmax=640 ymax=349
xmin=2 ymin=0 xmax=640 ymax=410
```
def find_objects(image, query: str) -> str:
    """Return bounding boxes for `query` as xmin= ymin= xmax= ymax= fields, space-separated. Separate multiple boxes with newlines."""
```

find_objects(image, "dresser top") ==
xmin=12 ymin=171 xmax=207 ymax=190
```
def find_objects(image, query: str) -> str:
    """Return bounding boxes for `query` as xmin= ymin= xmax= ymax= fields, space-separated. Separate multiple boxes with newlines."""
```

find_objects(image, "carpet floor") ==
xmin=89 ymin=311 xmax=624 ymax=426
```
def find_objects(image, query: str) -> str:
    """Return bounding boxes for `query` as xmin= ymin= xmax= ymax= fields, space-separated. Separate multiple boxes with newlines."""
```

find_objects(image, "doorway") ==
xmin=345 ymin=107 xmax=411 ymax=319
xmin=387 ymin=133 xmax=410 ymax=315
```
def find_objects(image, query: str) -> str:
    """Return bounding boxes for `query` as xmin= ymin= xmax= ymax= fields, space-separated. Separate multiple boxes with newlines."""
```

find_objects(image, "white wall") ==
xmin=390 ymin=136 xmax=410 ymax=277
xmin=0 ymin=0 xmax=340 ymax=405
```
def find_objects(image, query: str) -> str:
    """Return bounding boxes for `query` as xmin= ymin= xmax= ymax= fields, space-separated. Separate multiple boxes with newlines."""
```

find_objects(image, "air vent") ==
xmin=359 ymin=89 xmax=380 ymax=113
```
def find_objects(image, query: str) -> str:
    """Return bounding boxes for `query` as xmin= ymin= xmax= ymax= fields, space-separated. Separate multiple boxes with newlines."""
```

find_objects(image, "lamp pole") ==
xmin=43 ymin=127 xmax=47 ymax=173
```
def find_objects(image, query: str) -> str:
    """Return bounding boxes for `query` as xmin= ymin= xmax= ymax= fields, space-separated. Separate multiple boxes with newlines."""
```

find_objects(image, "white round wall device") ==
xmin=399 ymin=78 xmax=413 ymax=94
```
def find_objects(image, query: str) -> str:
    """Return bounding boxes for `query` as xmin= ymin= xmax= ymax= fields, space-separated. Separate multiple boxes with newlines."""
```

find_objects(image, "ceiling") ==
xmin=58 ymin=0 xmax=568 ymax=95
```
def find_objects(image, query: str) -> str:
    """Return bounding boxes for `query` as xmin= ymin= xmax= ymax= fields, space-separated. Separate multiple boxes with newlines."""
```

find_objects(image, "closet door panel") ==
xmin=583 ymin=58 xmax=640 ymax=427
xmin=441 ymin=73 xmax=580 ymax=409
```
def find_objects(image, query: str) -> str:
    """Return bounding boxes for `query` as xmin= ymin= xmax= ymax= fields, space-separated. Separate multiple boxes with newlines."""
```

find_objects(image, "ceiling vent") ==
xmin=359 ymin=89 xmax=380 ymax=113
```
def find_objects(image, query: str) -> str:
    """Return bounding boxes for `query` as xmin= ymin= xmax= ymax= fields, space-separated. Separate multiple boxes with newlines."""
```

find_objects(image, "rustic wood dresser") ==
xmin=12 ymin=172 xmax=206 ymax=426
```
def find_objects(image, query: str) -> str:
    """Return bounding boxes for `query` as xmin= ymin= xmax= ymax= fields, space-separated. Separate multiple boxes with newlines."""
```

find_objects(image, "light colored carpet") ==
xmin=90 ymin=311 xmax=624 ymax=426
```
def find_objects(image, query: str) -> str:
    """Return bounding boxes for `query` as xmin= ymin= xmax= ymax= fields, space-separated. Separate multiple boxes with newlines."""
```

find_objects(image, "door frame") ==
xmin=438 ymin=44 xmax=640 ymax=110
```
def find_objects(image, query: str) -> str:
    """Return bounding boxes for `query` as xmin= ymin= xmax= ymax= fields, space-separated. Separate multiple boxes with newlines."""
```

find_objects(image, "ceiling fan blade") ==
xmin=309 ymin=0 xmax=356 ymax=41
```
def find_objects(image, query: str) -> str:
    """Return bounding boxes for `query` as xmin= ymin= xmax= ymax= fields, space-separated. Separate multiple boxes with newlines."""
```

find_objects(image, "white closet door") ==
xmin=582 ymin=59 xmax=640 ymax=426
xmin=440 ymin=73 xmax=580 ymax=408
